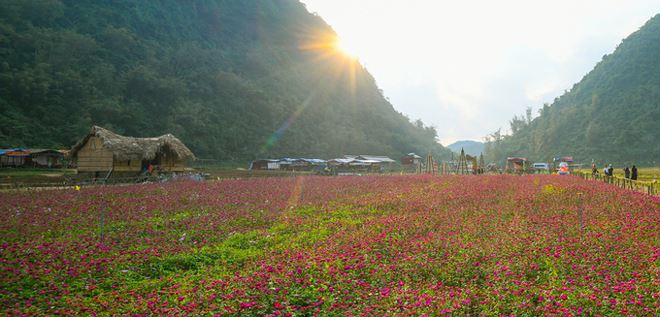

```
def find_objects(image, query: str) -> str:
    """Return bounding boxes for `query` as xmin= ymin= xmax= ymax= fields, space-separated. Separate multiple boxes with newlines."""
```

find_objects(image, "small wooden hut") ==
xmin=0 ymin=149 xmax=30 ymax=167
xmin=401 ymin=153 xmax=422 ymax=166
xmin=250 ymin=159 xmax=281 ymax=170
xmin=70 ymin=126 xmax=195 ymax=177
xmin=29 ymin=149 xmax=64 ymax=167
xmin=506 ymin=157 xmax=528 ymax=174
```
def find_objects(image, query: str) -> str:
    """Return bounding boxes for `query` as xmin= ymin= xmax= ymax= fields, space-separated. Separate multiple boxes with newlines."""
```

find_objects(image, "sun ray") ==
xmin=286 ymin=176 xmax=305 ymax=208
xmin=260 ymin=29 xmax=363 ymax=152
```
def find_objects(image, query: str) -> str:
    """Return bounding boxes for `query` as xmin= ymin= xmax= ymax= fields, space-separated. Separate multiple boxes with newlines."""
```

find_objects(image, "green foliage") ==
xmin=135 ymin=230 xmax=268 ymax=279
xmin=484 ymin=14 xmax=660 ymax=166
xmin=0 ymin=0 xmax=451 ymax=161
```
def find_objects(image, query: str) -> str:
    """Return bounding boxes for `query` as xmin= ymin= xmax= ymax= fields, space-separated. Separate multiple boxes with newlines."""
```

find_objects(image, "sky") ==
xmin=300 ymin=0 xmax=660 ymax=146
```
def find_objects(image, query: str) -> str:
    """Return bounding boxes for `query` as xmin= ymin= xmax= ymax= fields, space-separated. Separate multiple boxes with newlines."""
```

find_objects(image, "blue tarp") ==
xmin=1 ymin=148 xmax=29 ymax=156
xmin=0 ymin=148 xmax=19 ymax=156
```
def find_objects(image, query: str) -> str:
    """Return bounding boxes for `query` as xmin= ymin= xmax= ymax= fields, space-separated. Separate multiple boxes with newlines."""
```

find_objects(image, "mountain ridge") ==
xmin=446 ymin=140 xmax=484 ymax=157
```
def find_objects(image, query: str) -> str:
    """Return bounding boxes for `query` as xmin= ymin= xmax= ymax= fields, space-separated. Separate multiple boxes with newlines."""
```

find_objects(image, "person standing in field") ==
xmin=631 ymin=165 xmax=638 ymax=180
xmin=603 ymin=164 xmax=613 ymax=183
xmin=624 ymin=166 xmax=630 ymax=179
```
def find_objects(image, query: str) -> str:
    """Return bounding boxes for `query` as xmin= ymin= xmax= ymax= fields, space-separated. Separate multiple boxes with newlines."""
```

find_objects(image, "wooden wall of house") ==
xmin=0 ymin=156 xmax=26 ymax=167
xmin=160 ymin=155 xmax=187 ymax=172
xmin=113 ymin=159 xmax=141 ymax=172
xmin=76 ymin=136 xmax=113 ymax=172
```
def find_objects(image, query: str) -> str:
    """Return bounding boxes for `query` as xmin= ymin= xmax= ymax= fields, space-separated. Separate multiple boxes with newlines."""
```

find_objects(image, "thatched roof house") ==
xmin=70 ymin=126 xmax=195 ymax=175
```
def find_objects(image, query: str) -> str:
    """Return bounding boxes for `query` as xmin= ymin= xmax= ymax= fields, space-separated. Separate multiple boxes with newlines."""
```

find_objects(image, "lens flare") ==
xmin=262 ymin=92 xmax=316 ymax=152
xmin=261 ymin=30 xmax=362 ymax=153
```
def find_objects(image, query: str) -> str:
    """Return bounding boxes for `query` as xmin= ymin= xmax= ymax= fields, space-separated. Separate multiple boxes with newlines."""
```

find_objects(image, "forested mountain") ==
xmin=446 ymin=140 xmax=484 ymax=157
xmin=484 ymin=14 xmax=660 ymax=167
xmin=0 ymin=0 xmax=451 ymax=161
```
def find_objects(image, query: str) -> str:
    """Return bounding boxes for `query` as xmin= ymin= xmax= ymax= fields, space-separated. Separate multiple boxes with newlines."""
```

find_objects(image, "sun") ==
xmin=335 ymin=38 xmax=359 ymax=58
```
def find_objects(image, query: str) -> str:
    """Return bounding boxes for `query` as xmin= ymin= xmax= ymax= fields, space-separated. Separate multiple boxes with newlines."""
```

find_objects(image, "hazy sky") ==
xmin=300 ymin=0 xmax=660 ymax=145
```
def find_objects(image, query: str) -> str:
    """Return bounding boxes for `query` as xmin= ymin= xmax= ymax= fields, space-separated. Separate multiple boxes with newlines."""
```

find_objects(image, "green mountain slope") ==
xmin=0 ymin=0 xmax=450 ymax=161
xmin=485 ymin=14 xmax=660 ymax=166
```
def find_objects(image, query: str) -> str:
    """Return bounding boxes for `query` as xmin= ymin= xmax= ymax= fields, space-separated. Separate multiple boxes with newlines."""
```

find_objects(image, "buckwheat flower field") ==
xmin=1 ymin=175 xmax=658 ymax=316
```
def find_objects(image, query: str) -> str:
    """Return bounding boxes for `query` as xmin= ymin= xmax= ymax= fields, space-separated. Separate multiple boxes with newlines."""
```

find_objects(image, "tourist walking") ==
xmin=624 ymin=166 xmax=630 ymax=179
xmin=631 ymin=165 xmax=638 ymax=180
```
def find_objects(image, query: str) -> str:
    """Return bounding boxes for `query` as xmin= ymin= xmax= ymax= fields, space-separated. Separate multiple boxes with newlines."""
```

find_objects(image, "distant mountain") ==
xmin=485 ymin=14 xmax=660 ymax=166
xmin=0 ymin=0 xmax=451 ymax=161
xmin=446 ymin=140 xmax=484 ymax=156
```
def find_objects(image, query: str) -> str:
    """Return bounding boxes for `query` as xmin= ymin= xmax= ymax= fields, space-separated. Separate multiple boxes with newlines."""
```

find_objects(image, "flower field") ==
xmin=1 ymin=175 xmax=658 ymax=316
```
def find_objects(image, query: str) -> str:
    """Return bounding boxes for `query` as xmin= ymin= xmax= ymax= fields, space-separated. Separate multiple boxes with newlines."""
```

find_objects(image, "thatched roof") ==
xmin=70 ymin=126 xmax=195 ymax=161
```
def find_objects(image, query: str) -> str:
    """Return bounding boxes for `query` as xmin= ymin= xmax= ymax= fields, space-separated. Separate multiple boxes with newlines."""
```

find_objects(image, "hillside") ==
xmin=446 ymin=140 xmax=484 ymax=157
xmin=0 ymin=0 xmax=451 ymax=161
xmin=484 ymin=14 xmax=660 ymax=166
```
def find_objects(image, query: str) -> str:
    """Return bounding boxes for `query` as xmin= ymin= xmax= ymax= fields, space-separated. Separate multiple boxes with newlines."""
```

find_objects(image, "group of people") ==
xmin=595 ymin=163 xmax=638 ymax=180
xmin=623 ymin=165 xmax=638 ymax=180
